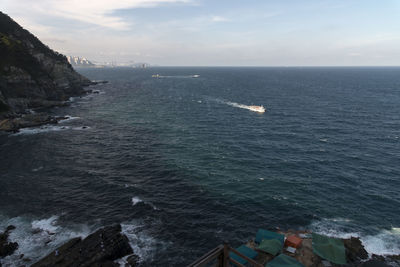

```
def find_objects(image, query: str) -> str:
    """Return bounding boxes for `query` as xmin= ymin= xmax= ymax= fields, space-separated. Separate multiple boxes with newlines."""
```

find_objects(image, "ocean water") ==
xmin=0 ymin=67 xmax=399 ymax=266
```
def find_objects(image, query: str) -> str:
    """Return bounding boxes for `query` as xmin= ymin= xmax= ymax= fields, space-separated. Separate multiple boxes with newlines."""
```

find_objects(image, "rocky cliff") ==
xmin=0 ymin=11 xmax=91 ymax=118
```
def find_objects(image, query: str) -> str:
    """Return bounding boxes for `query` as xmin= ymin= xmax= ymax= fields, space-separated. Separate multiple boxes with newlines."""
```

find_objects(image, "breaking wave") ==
xmin=121 ymin=221 xmax=169 ymax=264
xmin=131 ymin=197 xmax=143 ymax=206
xmin=131 ymin=197 xmax=159 ymax=210
xmin=12 ymin=125 xmax=90 ymax=135
xmin=58 ymin=115 xmax=81 ymax=123
xmin=310 ymin=218 xmax=400 ymax=256
xmin=0 ymin=215 xmax=90 ymax=266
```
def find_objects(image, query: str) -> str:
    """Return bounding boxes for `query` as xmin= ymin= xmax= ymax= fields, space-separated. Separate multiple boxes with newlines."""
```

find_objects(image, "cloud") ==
xmin=3 ymin=0 xmax=192 ymax=30
xmin=10 ymin=16 xmax=54 ymax=36
xmin=211 ymin=16 xmax=229 ymax=22
xmin=348 ymin=52 xmax=361 ymax=57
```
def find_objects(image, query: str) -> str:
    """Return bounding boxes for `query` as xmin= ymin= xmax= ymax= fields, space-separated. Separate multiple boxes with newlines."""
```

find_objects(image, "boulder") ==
xmin=343 ymin=237 xmax=368 ymax=263
xmin=32 ymin=224 xmax=134 ymax=267
xmin=0 ymin=225 xmax=19 ymax=258
xmin=360 ymin=259 xmax=391 ymax=267
xmin=5 ymin=225 xmax=16 ymax=232
xmin=126 ymin=254 xmax=140 ymax=266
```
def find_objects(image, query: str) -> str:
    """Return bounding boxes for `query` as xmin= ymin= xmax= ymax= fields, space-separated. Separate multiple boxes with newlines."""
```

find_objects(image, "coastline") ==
xmin=0 ymin=80 xmax=107 ymax=133
xmin=190 ymin=229 xmax=400 ymax=267
xmin=2 ymin=222 xmax=400 ymax=266
xmin=0 ymin=223 xmax=138 ymax=267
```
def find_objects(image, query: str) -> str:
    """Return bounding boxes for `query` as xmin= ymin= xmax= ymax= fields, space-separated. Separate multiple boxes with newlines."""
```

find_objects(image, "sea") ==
xmin=0 ymin=67 xmax=399 ymax=266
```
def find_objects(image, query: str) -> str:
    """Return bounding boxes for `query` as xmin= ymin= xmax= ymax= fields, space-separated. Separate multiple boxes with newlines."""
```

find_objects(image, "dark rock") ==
xmin=388 ymin=254 xmax=400 ymax=261
xmin=0 ymin=225 xmax=19 ymax=258
xmin=5 ymin=225 xmax=16 ymax=232
xmin=32 ymin=224 xmax=134 ymax=267
xmin=31 ymin=228 xmax=42 ymax=235
xmin=99 ymin=261 xmax=119 ymax=267
xmin=360 ymin=254 xmax=400 ymax=267
xmin=371 ymin=254 xmax=386 ymax=262
xmin=0 ymin=241 xmax=18 ymax=258
xmin=126 ymin=254 xmax=139 ymax=266
xmin=386 ymin=254 xmax=400 ymax=266
xmin=343 ymin=237 xmax=368 ymax=263
xmin=0 ymin=113 xmax=69 ymax=132
xmin=360 ymin=259 xmax=391 ymax=267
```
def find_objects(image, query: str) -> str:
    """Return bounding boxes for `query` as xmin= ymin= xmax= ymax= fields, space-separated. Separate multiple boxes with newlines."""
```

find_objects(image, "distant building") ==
xmin=67 ymin=56 xmax=95 ymax=67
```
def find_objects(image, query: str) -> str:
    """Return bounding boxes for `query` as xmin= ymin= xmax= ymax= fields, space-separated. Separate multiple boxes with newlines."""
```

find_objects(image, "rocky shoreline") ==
xmin=3 ymin=224 xmax=400 ymax=266
xmin=243 ymin=229 xmax=400 ymax=267
xmin=0 ymin=224 xmax=138 ymax=267
xmin=0 ymin=11 xmax=109 ymax=133
xmin=0 ymin=82 xmax=106 ymax=133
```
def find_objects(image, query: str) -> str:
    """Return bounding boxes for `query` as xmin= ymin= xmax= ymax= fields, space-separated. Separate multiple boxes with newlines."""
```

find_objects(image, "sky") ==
xmin=1 ymin=0 xmax=400 ymax=66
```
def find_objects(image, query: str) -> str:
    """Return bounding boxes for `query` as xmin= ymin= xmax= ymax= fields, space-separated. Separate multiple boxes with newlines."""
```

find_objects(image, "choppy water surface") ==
xmin=1 ymin=67 xmax=400 ymax=266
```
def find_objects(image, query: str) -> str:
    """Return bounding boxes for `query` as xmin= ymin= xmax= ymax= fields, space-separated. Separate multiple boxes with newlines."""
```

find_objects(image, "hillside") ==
xmin=0 ymin=11 xmax=91 ymax=117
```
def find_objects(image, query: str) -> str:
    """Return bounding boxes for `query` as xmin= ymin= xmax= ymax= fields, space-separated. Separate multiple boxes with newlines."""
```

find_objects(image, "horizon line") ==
xmin=88 ymin=65 xmax=400 ymax=68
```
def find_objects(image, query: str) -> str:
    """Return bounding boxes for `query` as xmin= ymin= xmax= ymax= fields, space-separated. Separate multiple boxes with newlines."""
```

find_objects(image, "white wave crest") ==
xmin=32 ymin=166 xmax=44 ymax=172
xmin=131 ymin=197 xmax=159 ymax=210
xmin=72 ymin=126 xmax=91 ymax=130
xmin=132 ymin=197 xmax=143 ymax=206
xmin=362 ymin=228 xmax=400 ymax=256
xmin=58 ymin=115 xmax=80 ymax=123
xmin=31 ymin=215 xmax=60 ymax=233
xmin=14 ymin=125 xmax=71 ymax=135
xmin=12 ymin=125 xmax=90 ymax=135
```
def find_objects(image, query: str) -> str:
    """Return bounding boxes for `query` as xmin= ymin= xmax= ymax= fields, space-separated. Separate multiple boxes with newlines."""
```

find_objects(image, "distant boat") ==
xmin=192 ymin=74 xmax=200 ymax=78
xmin=248 ymin=105 xmax=265 ymax=113
xmin=152 ymin=74 xmax=160 ymax=78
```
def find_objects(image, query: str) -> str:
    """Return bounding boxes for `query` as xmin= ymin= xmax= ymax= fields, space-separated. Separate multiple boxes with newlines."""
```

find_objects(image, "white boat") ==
xmin=152 ymin=74 xmax=160 ymax=78
xmin=248 ymin=105 xmax=265 ymax=113
xmin=192 ymin=74 xmax=200 ymax=78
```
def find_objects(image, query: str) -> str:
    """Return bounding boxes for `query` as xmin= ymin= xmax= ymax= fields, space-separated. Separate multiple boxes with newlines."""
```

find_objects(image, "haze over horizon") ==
xmin=2 ymin=0 xmax=400 ymax=66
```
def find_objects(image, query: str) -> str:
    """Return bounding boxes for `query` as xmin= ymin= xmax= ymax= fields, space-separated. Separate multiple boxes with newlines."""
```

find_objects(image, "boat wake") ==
xmin=152 ymin=74 xmax=200 ymax=78
xmin=225 ymin=101 xmax=265 ymax=113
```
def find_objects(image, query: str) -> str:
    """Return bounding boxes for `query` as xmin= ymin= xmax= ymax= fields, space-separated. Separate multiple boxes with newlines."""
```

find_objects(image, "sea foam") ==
xmin=0 ymin=215 xmax=90 ymax=266
xmin=58 ymin=115 xmax=80 ymax=123
xmin=121 ymin=221 xmax=169 ymax=264
xmin=310 ymin=218 xmax=400 ymax=256
xmin=12 ymin=125 xmax=90 ymax=136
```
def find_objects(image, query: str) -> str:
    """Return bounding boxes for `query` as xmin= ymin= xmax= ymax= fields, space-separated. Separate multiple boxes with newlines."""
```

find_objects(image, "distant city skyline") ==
xmin=2 ymin=0 xmax=400 ymax=66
